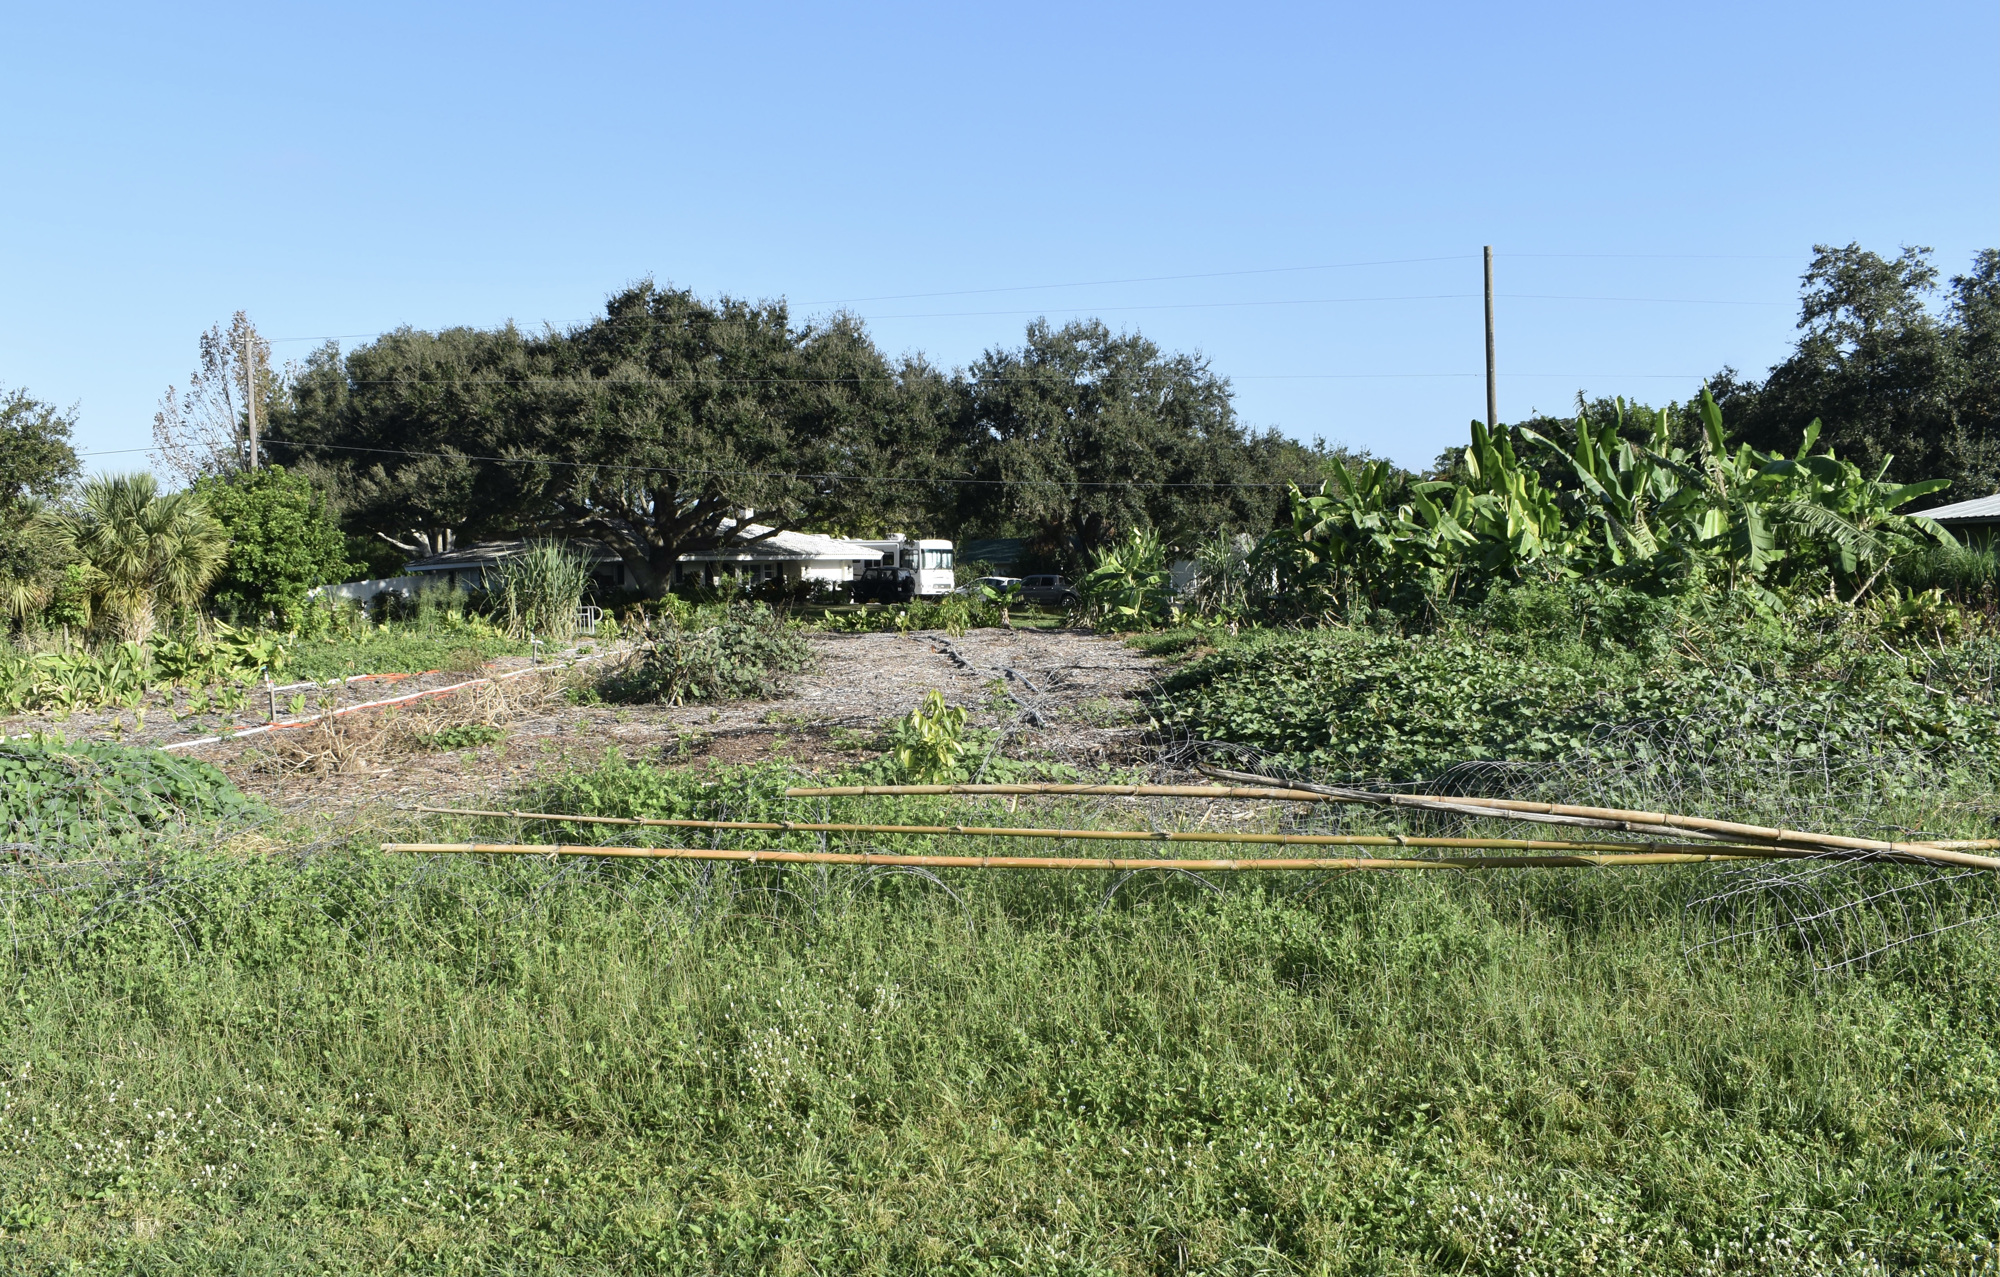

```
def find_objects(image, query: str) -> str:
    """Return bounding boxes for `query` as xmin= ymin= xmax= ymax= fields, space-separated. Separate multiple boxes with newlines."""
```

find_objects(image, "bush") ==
xmin=1472 ymin=579 xmax=1686 ymax=656
xmin=597 ymin=603 xmax=813 ymax=704
xmin=812 ymin=595 xmax=984 ymax=636
xmin=195 ymin=466 xmax=356 ymax=627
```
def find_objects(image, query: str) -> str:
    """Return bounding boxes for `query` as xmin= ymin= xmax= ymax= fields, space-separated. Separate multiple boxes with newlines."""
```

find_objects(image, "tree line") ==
xmin=0 ymin=240 xmax=1994 ymax=630
xmin=265 ymin=286 xmax=1329 ymax=595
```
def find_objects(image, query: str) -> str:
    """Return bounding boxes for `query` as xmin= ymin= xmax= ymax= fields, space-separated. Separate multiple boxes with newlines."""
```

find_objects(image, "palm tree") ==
xmin=40 ymin=474 xmax=229 ymax=642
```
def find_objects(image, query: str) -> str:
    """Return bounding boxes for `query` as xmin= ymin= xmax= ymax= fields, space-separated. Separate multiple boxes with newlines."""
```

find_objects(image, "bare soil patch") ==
xmin=16 ymin=628 xmax=1161 ymax=817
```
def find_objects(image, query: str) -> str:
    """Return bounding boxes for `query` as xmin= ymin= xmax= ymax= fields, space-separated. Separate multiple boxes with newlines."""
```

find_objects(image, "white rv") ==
xmin=855 ymin=535 xmax=955 ymax=599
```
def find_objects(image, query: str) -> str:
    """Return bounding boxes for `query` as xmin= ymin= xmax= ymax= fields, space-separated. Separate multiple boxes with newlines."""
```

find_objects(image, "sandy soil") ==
xmin=5 ymin=628 xmax=1163 ymax=817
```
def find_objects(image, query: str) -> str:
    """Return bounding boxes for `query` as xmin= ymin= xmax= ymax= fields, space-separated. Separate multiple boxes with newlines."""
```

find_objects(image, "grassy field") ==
xmin=3 ymin=753 xmax=1998 ymax=1274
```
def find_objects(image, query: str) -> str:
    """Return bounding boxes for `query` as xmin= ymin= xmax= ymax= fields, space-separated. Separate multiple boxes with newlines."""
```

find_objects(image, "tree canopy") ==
xmin=279 ymin=290 xmax=1324 ymax=592
xmin=956 ymin=319 xmax=1320 ymax=562
xmin=194 ymin=465 xmax=356 ymax=625
xmin=0 ymin=385 xmax=80 ymax=509
xmin=1708 ymin=244 xmax=2000 ymax=502
xmin=0 ymin=385 xmax=82 ymax=621
xmin=281 ymin=285 xmax=962 ymax=595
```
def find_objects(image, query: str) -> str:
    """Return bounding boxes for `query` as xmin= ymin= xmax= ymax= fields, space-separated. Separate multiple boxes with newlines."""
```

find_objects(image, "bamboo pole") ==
xmin=784 ymin=783 xmax=1331 ymax=802
xmin=404 ymin=804 xmax=1806 ymax=859
xmin=781 ymin=781 xmax=2000 ymax=870
xmin=1197 ymin=767 xmax=2000 ymax=870
xmin=381 ymin=842 xmax=1780 ymax=871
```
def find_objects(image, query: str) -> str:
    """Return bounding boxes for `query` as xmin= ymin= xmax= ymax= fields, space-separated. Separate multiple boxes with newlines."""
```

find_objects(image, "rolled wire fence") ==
xmin=3 ymin=657 xmax=1998 ymax=984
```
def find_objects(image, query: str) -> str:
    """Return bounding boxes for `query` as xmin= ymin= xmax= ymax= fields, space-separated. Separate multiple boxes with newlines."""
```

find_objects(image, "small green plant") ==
xmin=413 ymin=723 xmax=506 ymax=751
xmin=887 ymin=690 xmax=969 ymax=783
xmin=1870 ymin=585 xmax=1969 ymax=643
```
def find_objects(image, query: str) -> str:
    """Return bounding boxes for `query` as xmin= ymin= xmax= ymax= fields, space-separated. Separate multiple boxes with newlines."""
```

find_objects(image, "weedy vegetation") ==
xmin=1 ymin=753 xmax=1997 ymax=1272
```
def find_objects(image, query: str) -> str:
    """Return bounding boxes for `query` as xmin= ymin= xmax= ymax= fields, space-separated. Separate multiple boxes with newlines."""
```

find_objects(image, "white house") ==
xmin=366 ymin=522 xmax=888 ymax=596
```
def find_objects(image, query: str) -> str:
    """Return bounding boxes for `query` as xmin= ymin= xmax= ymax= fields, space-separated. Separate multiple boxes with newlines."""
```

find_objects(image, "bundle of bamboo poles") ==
xmin=381 ymin=779 xmax=2000 ymax=872
xmin=774 ymin=779 xmax=2000 ymax=871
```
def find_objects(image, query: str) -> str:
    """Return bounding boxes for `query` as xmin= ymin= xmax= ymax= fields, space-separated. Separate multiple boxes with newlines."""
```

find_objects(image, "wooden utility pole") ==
xmin=1483 ymin=246 xmax=1498 ymax=429
xmin=242 ymin=328 xmax=258 ymax=472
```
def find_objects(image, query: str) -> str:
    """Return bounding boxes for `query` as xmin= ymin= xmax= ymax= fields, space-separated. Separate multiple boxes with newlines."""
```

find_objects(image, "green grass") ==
xmin=3 ymin=757 xmax=1997 ymax=1273
xmin=284 ymin=629 xmax=532 ymax=681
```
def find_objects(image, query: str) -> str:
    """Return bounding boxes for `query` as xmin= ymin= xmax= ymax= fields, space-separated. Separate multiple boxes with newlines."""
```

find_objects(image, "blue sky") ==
xmin=3 ymin=1 xmax=1994 ymax=473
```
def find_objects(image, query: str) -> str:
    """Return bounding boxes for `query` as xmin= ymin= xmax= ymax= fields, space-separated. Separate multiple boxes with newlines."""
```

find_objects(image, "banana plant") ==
xmin=1077 ymin=527 xmax=1174 ymax=629
xmin=1521 ymin=400 xmax=1686 ymax=570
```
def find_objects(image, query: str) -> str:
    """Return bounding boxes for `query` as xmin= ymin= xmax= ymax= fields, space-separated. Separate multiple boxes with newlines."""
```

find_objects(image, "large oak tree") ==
xmin=957 ymin=319 xmax=1320 ymax=562
xmin=1708 ymin=244 xmax=2000 ymax=502
xmin=280 ymin=284 xmax=954 ymax=595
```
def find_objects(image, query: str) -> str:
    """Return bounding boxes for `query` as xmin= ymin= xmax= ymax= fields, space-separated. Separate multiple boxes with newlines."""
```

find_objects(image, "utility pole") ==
xmin=1483 ymin=246 xmax=1498 ymax=429
xmin=242 ymin=328 xmax=258 ymax=472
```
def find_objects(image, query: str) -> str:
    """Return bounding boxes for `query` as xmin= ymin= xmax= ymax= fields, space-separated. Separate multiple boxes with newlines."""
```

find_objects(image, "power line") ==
xmin=793 ymin=254 xmax=1478 ymax=305
xmin=858 ymin=292 xmax=1784 ymax=322
xmin=263 ymin=279 xmax=1793 ymax=344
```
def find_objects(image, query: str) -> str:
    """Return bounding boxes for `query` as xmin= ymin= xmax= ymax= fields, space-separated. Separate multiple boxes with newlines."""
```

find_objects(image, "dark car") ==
xmin=1018 ymin=574 xmax=1078 ymax=608
xmin=851 ymin=565 xmax=917 ymax=605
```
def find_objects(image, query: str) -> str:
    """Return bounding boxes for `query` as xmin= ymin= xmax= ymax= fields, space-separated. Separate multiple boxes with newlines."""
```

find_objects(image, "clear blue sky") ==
xmin=3 ymin=1 xmax=1994 ymax=473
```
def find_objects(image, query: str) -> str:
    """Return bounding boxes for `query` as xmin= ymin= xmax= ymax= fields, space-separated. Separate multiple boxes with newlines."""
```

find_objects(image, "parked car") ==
xmin=1018 ymin=574 xmax=1078 ymax=608
xmin=851 ymin=565 xmax=917 ymax=605
xmin=953 ymin=575 xmax=1022 ymax=597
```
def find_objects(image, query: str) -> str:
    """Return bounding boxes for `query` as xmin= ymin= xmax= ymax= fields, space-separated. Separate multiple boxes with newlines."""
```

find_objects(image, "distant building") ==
xmin=393 ymin=522 xmax=889 ymax=594
xmin=1917 ymin=493 xmax=2000 ymax=546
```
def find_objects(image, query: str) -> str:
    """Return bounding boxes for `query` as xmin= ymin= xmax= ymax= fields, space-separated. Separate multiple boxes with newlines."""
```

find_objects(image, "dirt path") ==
xmin=186 ymin=628 xmax=1163 ymax=816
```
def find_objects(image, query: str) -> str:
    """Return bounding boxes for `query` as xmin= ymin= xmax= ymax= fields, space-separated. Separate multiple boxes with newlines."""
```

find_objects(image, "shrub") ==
xmin=597 ymin=603 xmax=813 ymax=704
xmin=1077 ymin=527 xmax=1172 ymax=630
xmin=194 ymin=466 xmax=356 ymax=627
xmin=812 ymin=596 xmax=985 ymax=637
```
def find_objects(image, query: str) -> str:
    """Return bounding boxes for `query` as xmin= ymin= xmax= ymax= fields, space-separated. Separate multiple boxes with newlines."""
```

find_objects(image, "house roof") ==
xmin=675 ymin=520 xmax=884 ymax=562
xmin=1916 ymin=493 xmax=2000 ymax=524
xmin=405 ymin=525 xmax=884 ymax=572
xmin=404 ymin=540 xmax=624 ymax=572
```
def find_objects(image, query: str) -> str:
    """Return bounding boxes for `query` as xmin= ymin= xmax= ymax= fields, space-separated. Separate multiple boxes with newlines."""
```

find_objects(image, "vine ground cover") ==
xmin=0 ymin=756 xmax=1996 ymax=1272
xmin=1151 ymin=614 xmax=2000 ymax=795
